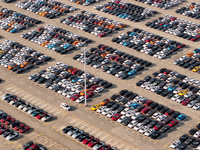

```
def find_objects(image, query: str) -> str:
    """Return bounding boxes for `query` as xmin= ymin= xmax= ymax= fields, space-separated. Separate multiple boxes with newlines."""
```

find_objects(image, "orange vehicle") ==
xmin=118 ymin=24 xmax=126 ymax=28
xmin=0 ymin=12 xmax=4 ymax=16
xmin=100 ymin=99 xmax=110 ymax=106
xmin=80 ymin=89 xmax=89 ymax=96
xmin=38 ymin=11 xmax=43 ymax=16
xmin=98 ymin=21 xmax=104 ymax=26
xmin=41 ymin=12 xmax=48 ymax=17
xmin=8 ymin=64 xmax=18 ymax=70
xmin=6 ymin=27 xmax=13 ymax=32
xmin=53 ymin=6 xmax=59 ymax=10
xmin=72 ymin=41 xmax=79 ymax=46
xmin=101 ymin=52 xmax=108 ymax=57
xmin=41 ymin=41 xmax=49 ymax=46
xmin=8 ymin=22 xmax=15 ymax=26
xmin=109 ymin=25 xmax=115 ymax=29
xmin=20 ymin=62 xmax=29 ymax=68
xmin=59 ymin=8 xmax=65 ymax=12
xmin=150 ymin=39 xmax=157 ymax=44
xmin=189 ymin=5 xmax=195 ymax=9
xmin=76 ymin=1 xmax=81 ymax=4
xmin=187 ymin=52 xmax=194 ymax=57
xmin=68 ymin=67 xmax=76 ymax=73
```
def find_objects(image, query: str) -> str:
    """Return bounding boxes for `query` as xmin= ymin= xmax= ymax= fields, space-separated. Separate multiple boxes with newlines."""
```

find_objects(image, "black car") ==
xmin=110 ymin=94 xmax=119 ymax=100
xmin=121 ymin=117 xmax=133 ymax=126
xmin=189 ymin=128 xmax=198 ymax=135
xmin=191 ymin=139 xmax=200 ymax=148
xmin=141 ymin=118 xmax=153 ymax=126
xmin=148 ymin=120 xmax=158 ymax=128
xmin=150 ymin=131 xmax=161 ymax=139
xmin=136 ymin=80 xmax=144 ymax=86
xmin=147 ymin=109 xmax=156 ymax=116
xmin=77 ymin=132 xmax=89 ymax=142
xmin=179 ymin=134 xmax=189 ymax=142
xmin=155 ymin=104 xmax=164 ymax=111
xmin=171 ymin=111 xmax=180 ymax=119
xmin=62 ymin=126 xmax=73 ymax=133
xmin=159 ymin=125 xmax=170 ymax=133
xmin=176 ymin=143 xmax=187 ymax=150
xmin=185 ymin=136 xmax=195 ymax=145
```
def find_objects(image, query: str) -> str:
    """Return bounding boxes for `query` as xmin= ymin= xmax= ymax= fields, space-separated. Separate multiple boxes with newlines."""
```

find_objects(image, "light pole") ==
xmin=82 ymin=47 xmax=87 ymax=107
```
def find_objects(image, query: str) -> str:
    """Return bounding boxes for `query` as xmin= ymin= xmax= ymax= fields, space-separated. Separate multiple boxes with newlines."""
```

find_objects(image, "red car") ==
xmin=5 ymin=118 xmax=16 ymax=125
xmin=0 ymin=127 xmax=9 ymax=134
xmin=109 ymin=56 xmax=117 ymax=60
xmin=168 ymin=120 xmax=179 ymax=127
xmin=141 ymin=107 xmax=151 ymax=114
xmin=70 ymin=94 xmax=80 ymax=101
xmin=153 ymin=122 xmax=164 ymax=131
xmin=14 ymin=123 xmax=25 ymax=131
xmin=90 ymin=85 xmax=99 ymax=91
xmin=99 ymin=32 xmax=107 ymax=37
xmin=86 ymin=91 xmax=94 ymax=98
xmin=111 ymin=113 xmax=122 ymax=121
xmin=19 ymin=126 xmax=30 ymax=133
xmin=144 ymin=100 xmax=153 ymax=106
xmin=27 ymin=144 xmax=39 ymax=150
xmin=191 ymin=36 xmax=199 ymax=41
xmin=114 ymin=57 xmax=122 ymax=62
xmin=165 ymin=109 xmax=175 ymax=116
xmin=182 ymin=99 xmax=191 ymax=106
xmin=163 ymin=69 xmax=171 ymax=75
xmin=100 ymin=45 xmax=108 ymax=50
xmin=36 ymin=112 xmax=47 ymax=119
xmin=87 ymin=138 xmax=99 ymax=147
xmin=100 ymin=144 xmax=111 ymax=150
xmin=71 ymin=69 xmax=80 ymax=75
xmin=0 ymin=115 xmax=11 ymax=123
xmin=82 ymin=136 xmax=94 ymax=144
xmin=177 ymin=44 xmax=185 ymax=48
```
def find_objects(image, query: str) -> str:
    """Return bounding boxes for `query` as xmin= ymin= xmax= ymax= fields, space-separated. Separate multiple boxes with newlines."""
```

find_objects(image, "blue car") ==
xmin=63 ymin=44 xmax=71 ymax=49
xmin=128 ymin=70 xmax=137 ymax=76
xmin=168 ymin=85 xmax=177 ymax=92
xmin=129 ymin=32 xmax=137 ymax=37
xmin=48 ymin=44 xmax=56 ymax=49
xmin=10 ymin=28 xmax=18 ymax=33
xmin=163 ymin=24 xmax=170 ymax=27
xmin=129 ymin=103 xmax=140 ymax=109
xmin=72 ymin=77 xmax=81 ymax=83
xmin=167 ymin=45 xmax=175 ymax=50
xmin=193 ymin=48 xmax=200 ymax=53
xmin=123 ymin=41 xmax=130 ymax=46
xmin=176 ymin=114 xmax=186 ymax=121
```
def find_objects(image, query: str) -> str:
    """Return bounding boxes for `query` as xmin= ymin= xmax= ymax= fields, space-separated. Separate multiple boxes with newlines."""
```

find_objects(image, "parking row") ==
xmin=62 ymin=125 xmax=117 ymax=150
xmin=91 ymin=89 xmax=186 ymax=140
xmin=176 ymin=2 xmax=200 ymax=20
xmin=0 ymin=39 xmax=51 ymax=74
xmin=136 ymin=68 xmax=200 ymax=111
xmin=146 ymin=14 xmax=200 ymax=42
xmin=22 ymin=24 xmax=92 ymax=54
xmin=60 ymin=11 xmax=127 ymax=37
xmin=28 ymin=62 xmax=113 ymax=103
xmin=2 ymin=93 xmax=53 ymax=122
xmin=170 ymin=123 xmax=200 ymax=149
xmin=16 ymin=0 xmax=76 ymax=19
xmin=94 ymin=0 xmax=157 ymax=22
xmin=133 ymin=0 xmax=184 ymax=10
xmin=112 ymin=28 xmax=185 ymax=59
xmin=0 ymin=110 xmax=31 ymax=141
xmin=68 ymin=0 xmax=98 ymax=6
xmin=22 ymin=141 xmax=47 ymax=150
xmin=0 ymin=8 xmax=41 ymax=33
xmin=73 ymin=44 xmax=152 ymax=79
xmin=174 ymin=49 xmax=200 ymax=74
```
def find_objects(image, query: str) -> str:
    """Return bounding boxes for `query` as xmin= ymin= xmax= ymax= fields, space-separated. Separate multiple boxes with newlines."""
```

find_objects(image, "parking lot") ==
xmin=0 ymin=0 xmax=200 ymax=150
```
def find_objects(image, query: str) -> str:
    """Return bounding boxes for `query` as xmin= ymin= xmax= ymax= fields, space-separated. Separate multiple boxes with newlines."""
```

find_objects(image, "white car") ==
xmin=128 ymin=120 xmax=138 ymax=128
xmin=106 ymin=111 xmax=116 ymax=118
xmin=144 ymin=128 xmax=155 ymax=137
xmin=171 ymin=94 xmax=180 ymax=101
xmin=94 ymin=87 xmax=104 ymax=93
xmin=170 ymin=140 xmax=181 ymax=149
xmin=152 ymin=112 xmax=161 ymax=119
xmin=96 ymin=106 xmax=107 ymax=113
xmin=131 ymin=112 xmax=142 ymax=120
xmin=157 ymin=114 xmax=167 ymax=122
xmin=139 ymin=126 xmax=149 ymax=134
xmin=193 ymin=103 xmax=200 ymax=110
xmin=76 ymin=96 xmax=85 ymax=103
xmin=121 ymin=108 xmax=130 ymax=115
xmin=60 ymin=103 xmax=70 ymax=111
xmin=133 ymin=123 xmax=143 ymax=131
xmin=41 ymin=114 xmax=52 ymax=122
xmin=101 ymin=108 xmax=111 ymax=116
xmin=6 ymin=132 xmax=18 ymax=141
xmin=194 ymin=131 xmax=200 ymax=138
xmin=117 ymin=116 xmax=127 ymax=123
xmin=187 ymin=101 xmax=196 ymax=108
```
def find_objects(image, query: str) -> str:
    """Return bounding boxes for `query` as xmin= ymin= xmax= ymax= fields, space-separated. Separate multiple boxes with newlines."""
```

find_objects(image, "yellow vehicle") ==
xmin=91 ymin=104 xmax=101 ymax=111
xmin=192 ymin=66 xmax=200 ymax=72
xmin=179 ymin=89 xmax=188 ymax=96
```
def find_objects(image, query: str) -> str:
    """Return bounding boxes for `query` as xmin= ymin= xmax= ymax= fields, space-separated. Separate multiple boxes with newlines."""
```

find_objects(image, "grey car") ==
xmin=67 ymin=128 xmax=79 ymax=136
xmin=71 ymin=130 xmax=84 ymax=138
xmin=93 ymin=141 xmax=105 ymax=150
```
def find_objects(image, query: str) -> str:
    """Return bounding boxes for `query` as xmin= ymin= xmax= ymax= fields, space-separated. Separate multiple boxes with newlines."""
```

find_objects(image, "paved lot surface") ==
xmin=0 ymin=0 xmax=200 ymax=150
